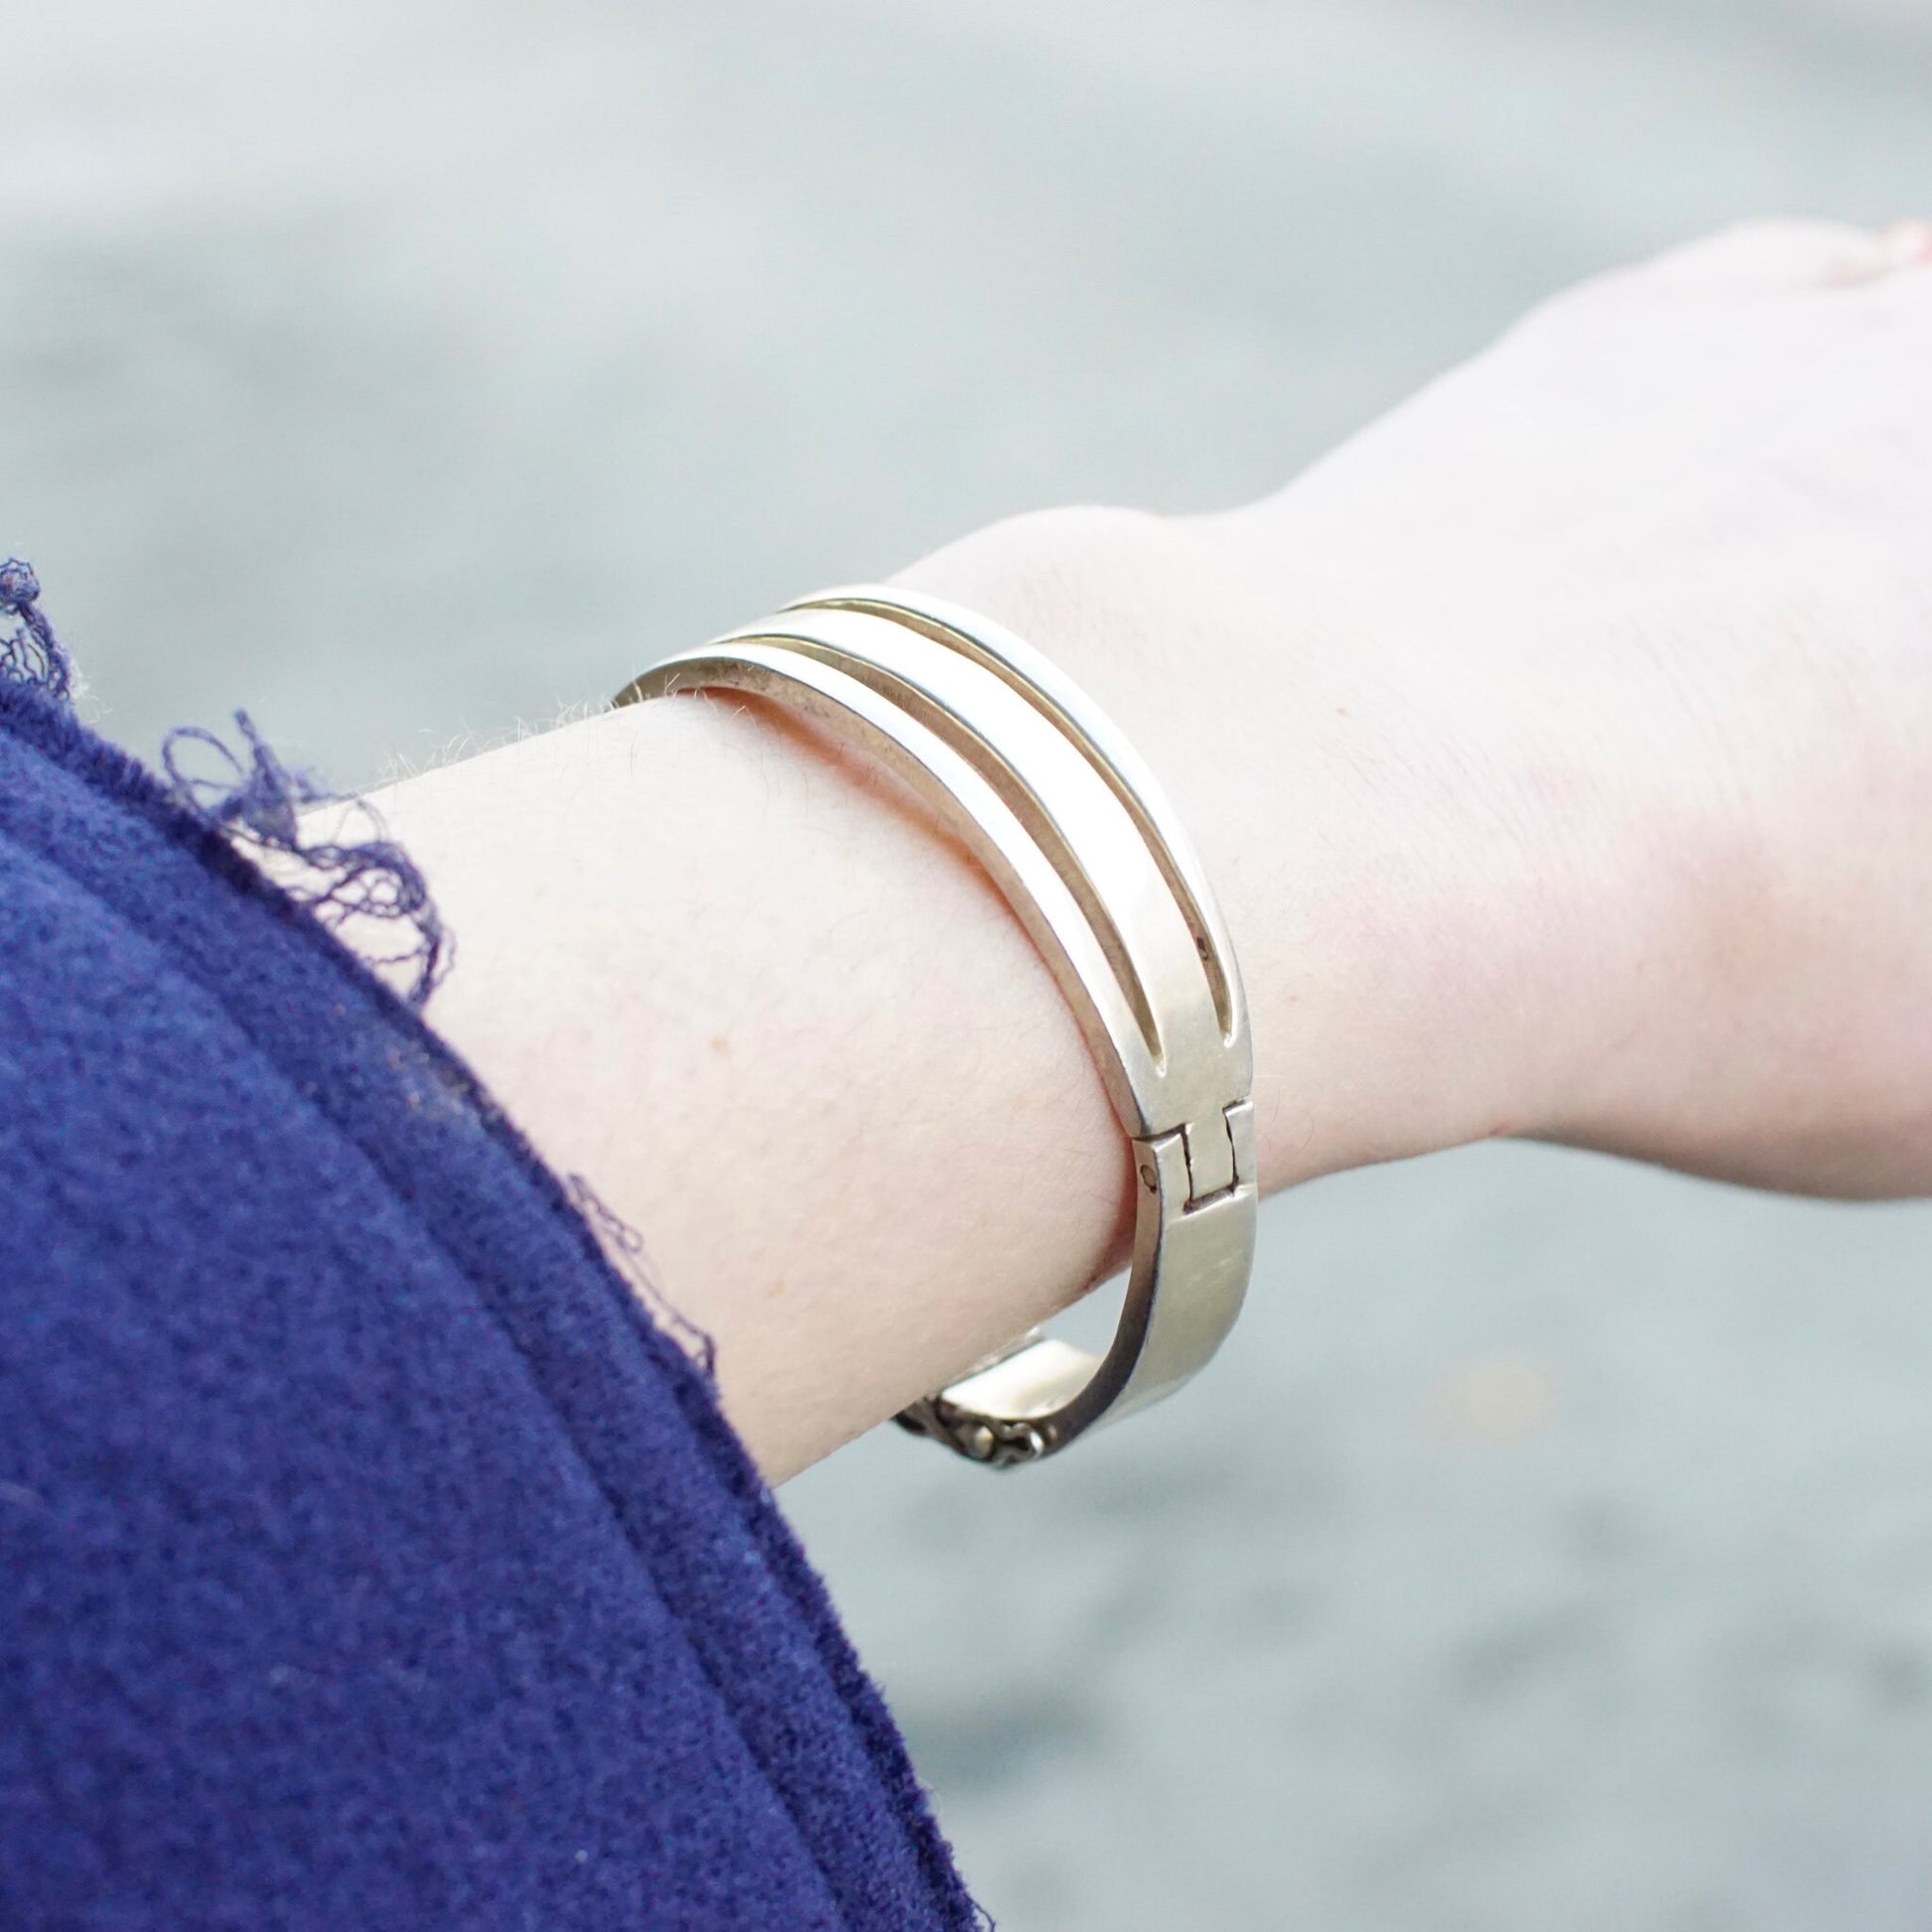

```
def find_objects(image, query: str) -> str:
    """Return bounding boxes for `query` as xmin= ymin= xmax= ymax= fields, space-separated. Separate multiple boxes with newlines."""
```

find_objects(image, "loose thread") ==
xmin=164 ymin=712 xmax=451 ymax=1008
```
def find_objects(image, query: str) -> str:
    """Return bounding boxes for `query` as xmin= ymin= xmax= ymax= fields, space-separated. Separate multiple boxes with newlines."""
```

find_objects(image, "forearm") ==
xmin=348 ymin=222 xmax=1932 ymax=1479
xmin=371 ymin=510 xmax=1561 ymax=1480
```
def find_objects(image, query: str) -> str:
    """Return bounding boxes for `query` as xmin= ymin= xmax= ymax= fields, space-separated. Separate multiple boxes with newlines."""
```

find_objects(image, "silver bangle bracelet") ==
xmin=614 ymin=585 xmax=1257 ymax=1466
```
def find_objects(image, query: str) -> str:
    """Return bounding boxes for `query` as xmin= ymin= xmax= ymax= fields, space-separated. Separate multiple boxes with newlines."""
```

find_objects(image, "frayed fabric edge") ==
xmin=0 ymin=558 xmax=447 ymax=1010
xmin=163 ymin=712 xmax=450 ymax=1010
xmin=567 ymin=1174 xmax=719 ymax=1381
xmin=161 ymin=716 xmax=717 ymax=1378
xmin=0 ymin=560 xmax=72 ymax=707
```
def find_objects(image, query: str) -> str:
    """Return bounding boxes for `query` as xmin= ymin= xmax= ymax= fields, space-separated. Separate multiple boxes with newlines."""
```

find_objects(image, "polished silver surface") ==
xmin=790 ymin=586 xmax=1249 ymax=1052
xmin=616 ymin=590 xmax=1256 ymax=1460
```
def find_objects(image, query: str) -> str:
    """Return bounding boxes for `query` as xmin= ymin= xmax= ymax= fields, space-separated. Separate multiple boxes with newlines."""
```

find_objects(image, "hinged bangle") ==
xmin=614 ymin=585 xmax=1256 ymax=1465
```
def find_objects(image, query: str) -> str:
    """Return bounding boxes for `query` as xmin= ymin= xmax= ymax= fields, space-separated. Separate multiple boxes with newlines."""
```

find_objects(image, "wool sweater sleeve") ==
xmin=0 ymin=677 xmax=983 ymax=1932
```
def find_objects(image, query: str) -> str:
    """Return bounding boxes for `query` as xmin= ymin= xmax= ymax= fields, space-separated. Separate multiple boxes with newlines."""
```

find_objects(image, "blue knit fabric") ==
xmin=0 ymin=677 xmax=983 ymax=1931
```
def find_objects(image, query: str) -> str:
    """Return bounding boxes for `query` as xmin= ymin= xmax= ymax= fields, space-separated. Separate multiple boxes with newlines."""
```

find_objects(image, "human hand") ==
xmin=905 ymin=219 xmax=1932 ymax=1200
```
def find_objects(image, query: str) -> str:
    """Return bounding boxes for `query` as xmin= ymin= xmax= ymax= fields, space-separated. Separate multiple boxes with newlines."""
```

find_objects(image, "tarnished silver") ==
xmin=614 ymin=585 xmax=1256 ymax=1463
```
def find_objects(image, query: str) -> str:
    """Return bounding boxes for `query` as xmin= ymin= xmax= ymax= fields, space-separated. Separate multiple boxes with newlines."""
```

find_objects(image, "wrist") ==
xmin=895 ymin=502 xmax=1589 ymax=1187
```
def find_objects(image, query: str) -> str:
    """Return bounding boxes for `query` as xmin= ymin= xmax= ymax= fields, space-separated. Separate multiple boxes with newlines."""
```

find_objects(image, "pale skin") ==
xmin=369 ymin=219 xmax=1932 ymax=1482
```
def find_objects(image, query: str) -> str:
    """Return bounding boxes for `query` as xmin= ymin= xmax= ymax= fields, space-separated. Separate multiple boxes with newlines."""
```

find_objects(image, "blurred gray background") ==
xmin=6 ymin=1 xmax=1932 ymax=1925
